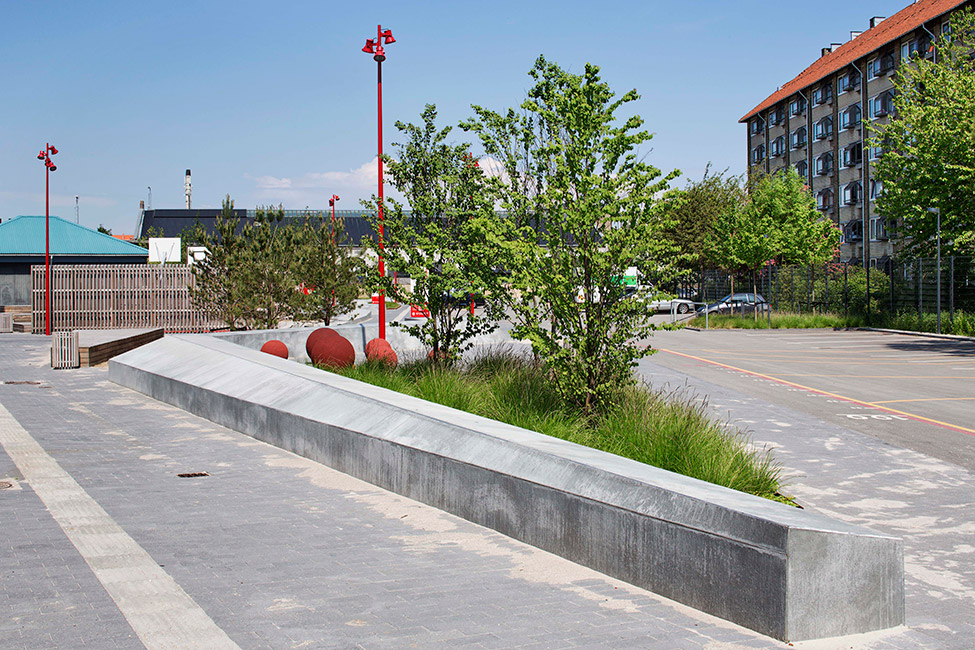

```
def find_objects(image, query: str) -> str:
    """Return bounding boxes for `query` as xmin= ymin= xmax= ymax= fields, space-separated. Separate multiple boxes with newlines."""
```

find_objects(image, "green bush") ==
xmin=694 ymin=312 xmax=865 ymax=329
xmin=880 ymin=309 xmax=975 ymax=337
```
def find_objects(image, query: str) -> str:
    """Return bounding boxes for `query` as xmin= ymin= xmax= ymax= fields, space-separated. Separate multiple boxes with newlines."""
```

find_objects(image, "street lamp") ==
xmin=328 ymin=194 xmax=340 ymax=243
xmin=362 ymin=24 xmax=395 ymax=340
xmin=36 ymin=143 xmax=59 ymax=336
xmin=927 ymin=207 xmax=942 ymax=334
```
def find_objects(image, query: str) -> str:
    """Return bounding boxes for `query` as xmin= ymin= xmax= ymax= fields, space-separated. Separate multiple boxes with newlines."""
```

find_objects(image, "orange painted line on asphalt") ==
xmin=660 ymin=348 xmax=975 ymax=437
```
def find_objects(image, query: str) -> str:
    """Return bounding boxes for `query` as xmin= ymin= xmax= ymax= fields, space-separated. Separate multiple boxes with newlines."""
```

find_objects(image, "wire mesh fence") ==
xmin=670 ymin=256 xmax=975 ymax=334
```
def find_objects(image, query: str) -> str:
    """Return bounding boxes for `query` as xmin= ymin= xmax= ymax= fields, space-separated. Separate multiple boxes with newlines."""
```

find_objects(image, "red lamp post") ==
xmin=362 ymin=24 xmax=395 ymax=340
xmin=328 ymin=194 xmax=340 ymax=244
xmin=36 ymin=143 xmax=59 ymax=336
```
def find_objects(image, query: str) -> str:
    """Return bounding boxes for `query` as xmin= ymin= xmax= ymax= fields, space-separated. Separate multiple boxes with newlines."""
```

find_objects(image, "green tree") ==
xmin=191 ymin=196 xmax=248 ymax=328
xmin=361 ymin=104 xmax=500 ymax=361
xmin=97 ymin=224 xmax=112 ymax=235
xmin=664 ymin=165 xmax=745 ymax=272
xmin=463 ymin=56 xmax=681 ymax=413
xmin=708 ymin=169 xmax=838 ymax=318
xmin=235 ymin=206 xmax=302 ymax=330
xmin=292 ymin=212 xmax=362 ymax=326
xmin=871 ymin=7 xmax=975 ymax=257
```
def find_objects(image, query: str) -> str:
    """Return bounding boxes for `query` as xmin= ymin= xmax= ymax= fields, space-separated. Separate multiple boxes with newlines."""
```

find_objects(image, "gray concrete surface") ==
xmin=637 ymin=328 xmax=975 ymax=649
xmin=108 ymin=333 xmax=903 ymax=641
xmin=641 ymin=329 xmax=975 ymax=470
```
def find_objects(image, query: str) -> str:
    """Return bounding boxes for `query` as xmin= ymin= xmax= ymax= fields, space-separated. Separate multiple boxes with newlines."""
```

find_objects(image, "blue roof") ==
xmin=0 ymin=215 xmax=148 ymax=257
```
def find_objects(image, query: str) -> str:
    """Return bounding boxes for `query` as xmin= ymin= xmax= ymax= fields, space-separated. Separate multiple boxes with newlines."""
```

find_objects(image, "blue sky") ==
xmin=1 ymin=0 xmax=913 ymax=234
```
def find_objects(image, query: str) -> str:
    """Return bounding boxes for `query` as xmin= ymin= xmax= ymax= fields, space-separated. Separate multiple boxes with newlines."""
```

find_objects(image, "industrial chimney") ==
xmin=185 ymin=169 xmax=192 ymax=209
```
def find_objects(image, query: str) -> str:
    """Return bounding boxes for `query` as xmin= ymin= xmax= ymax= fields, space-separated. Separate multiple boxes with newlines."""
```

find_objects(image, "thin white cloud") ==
xmin=248 ymin=157 xmax=398 ymax=209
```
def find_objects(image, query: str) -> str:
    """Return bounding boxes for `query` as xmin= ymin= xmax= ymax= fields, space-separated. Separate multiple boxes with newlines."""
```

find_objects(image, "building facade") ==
xmin=740 ymin=0 xmax=965 ymax=271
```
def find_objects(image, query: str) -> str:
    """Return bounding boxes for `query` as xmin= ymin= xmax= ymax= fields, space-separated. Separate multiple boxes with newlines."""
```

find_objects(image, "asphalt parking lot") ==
xmin=640 ymin=328 xmax=975 ymax=471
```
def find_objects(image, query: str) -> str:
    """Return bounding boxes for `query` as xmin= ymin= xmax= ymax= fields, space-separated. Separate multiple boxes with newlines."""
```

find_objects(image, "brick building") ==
xmin=740 ymin=0 xmax=965 ymax=271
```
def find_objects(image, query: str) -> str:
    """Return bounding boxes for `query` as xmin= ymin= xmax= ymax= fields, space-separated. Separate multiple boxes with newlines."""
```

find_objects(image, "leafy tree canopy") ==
xmin=463 ymin=56 xmax=681 ymax=413
xmin=871 ymin=7 xmax=975 ymax=257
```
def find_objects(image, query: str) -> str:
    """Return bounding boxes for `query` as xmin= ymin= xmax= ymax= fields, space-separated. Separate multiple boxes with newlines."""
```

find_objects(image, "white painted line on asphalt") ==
xmin=0 ymin=403 xmax=241 ymax=650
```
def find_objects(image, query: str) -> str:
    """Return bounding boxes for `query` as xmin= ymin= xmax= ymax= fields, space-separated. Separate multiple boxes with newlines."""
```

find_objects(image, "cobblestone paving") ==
xmin=0 ymin=332 xmax=952 ymax=649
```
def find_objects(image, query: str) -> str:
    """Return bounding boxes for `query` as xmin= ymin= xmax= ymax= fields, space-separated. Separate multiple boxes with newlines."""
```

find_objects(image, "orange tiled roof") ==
xmin=112 ymin=234 xmax=135 ymax=241
xmin=740 ymin=0 xmax=967 ymax=123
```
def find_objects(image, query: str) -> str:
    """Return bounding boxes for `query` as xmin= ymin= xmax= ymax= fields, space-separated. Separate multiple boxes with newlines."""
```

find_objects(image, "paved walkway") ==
xmin=0 ymin=331 xmax=965 ymax=649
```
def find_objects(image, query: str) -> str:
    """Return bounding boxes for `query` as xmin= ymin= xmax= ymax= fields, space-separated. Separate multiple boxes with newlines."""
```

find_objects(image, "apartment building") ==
xmin=740 ymin=0 xmax=966 ymax=271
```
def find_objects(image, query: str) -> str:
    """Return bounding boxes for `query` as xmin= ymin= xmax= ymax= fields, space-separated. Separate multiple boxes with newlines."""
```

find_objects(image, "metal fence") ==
xmin=679 ymin=256 xmax=975 ymax=322
xmin=31 ymin=264 xmax=222 ymax=334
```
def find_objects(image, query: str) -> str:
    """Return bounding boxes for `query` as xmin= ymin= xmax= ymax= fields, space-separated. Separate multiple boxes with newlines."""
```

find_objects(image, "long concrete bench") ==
xmin=108 ymin=333 xmax=904 ymax=642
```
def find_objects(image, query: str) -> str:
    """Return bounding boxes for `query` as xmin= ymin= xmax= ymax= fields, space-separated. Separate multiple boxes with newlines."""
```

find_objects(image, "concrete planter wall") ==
xmin=109 ymin=332 xmax=904 ymax=642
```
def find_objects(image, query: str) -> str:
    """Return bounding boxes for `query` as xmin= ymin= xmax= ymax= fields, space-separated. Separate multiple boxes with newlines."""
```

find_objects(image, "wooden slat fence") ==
xmin=31 ymin=264 xmax=223 ymax=334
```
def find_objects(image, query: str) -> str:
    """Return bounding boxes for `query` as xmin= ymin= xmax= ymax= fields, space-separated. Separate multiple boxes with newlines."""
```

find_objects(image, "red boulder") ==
xmin=310 ymin=334 xmax=355 ymax=369
xmin=305 ymin=327 xmax=339 ymax=359
xmin=365 ymin=337 xmax=391 ymax=358
xmin=260 ymin=340 xmax=289 ymax=359
xmin=369 ymin=344 xmax=398 ymax=368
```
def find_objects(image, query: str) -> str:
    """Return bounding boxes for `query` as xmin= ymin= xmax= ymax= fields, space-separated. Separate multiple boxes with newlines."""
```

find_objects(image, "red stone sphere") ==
xmin=310 ymin=334 xmax=355 ymax=369
xmin=305 ymin=327 xmax=339 ymax=359
xmin=260 ymin=340 xmax=289 ymax=359
xmin=369 ymin=344 xmax=398 ymax=368
xmin=365 ymin=337 xmax=391 ymax=358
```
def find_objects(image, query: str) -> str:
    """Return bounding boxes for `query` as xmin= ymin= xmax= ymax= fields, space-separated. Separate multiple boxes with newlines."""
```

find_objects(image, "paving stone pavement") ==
xmin=0 ymin=332 xmax=953 ymax=649
xmin=637 ymin=354 xmax=975 ymax=650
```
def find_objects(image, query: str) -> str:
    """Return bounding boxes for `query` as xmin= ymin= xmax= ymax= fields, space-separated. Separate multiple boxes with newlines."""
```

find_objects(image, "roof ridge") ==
xmin=740 ymin=0 xmax=965 ymax=122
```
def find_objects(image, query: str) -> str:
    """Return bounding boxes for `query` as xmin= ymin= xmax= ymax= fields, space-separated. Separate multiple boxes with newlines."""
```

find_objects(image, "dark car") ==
xmin=697 ymin=292 xmax=770 ymax=316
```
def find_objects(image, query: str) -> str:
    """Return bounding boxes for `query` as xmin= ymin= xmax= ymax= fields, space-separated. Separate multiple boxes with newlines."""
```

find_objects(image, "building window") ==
xmin=841 ymin=103 xmax=862 ymax=130
xmin=751 ymin=144 xmax=765 ymax=164
xmin=844 ymin=220 xmax=863 ymax=242
xmin=790 ymin=96 xmax=806 ymax=116
xmin=750 ymin=117 xmax=765 ymax=135
xmin=843 ymin=142 xmax=863 ymax=168
xmin=813 ymin=84 xmax=833 ymax=106
xmin=869 ymin=145 xmax=883 ymax=161
xmin=868 ymin=53 xmax=895 ymax=79
xmin=796 ymin=160 xmax=808 ymax=179
xmin=791 ymin=126 xmax=807 ymax=149
xmin=870 ymin=217 xmax=889 ymax=240
xmin=903 ymin=37 xmax=933 ymax=60
xmin=815 ymin=116 xmax=833 ymax=140
xmin=870 ymin=91 xmax=894 ymax=118
xmin=817 ymin=188 xmax=833 ymax=210
xmin=768 ymin=107 xmax=783 ymax=126
xmin=816 ymin=152 xmax=833 ymax=176
xmin=870 ymin=179 xmax=884 ymax=201
xmin=843 ymin=181 xmax=862 ymax=205
xmin=770 ymin=136 xmax=785 ymax=157
xmin=838 ymin=68 xmax=860 ymax=94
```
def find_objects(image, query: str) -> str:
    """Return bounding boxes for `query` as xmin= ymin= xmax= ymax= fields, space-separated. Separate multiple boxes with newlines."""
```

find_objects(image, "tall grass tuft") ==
xmin=326 ymin=350 xmax=790 ymax=503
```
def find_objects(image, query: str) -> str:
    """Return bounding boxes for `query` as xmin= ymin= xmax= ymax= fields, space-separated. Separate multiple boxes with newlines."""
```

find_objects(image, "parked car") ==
xmin=697 ymin=293 xmax=770 ymax=316
xmin=618 ymin=285 xmax=694 ymax=314
xmin=648 ymin=293 xmax=694 ymax=314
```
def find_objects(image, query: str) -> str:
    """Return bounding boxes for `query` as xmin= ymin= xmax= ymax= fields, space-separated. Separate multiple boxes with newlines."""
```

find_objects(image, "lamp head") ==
xmin=48 ymin=145 xmax=58 ymax=155
xmin=37 ymin=150 xmax=46 ymax=160
xmin=374 ymin=45 xmax=385 ymax=62
xmin=382 ymin=29 xmax=395 ymax=44
xmin=362 ymin=39 xmax=375 ymax=54
xmin=328 ymin=199 xmax=334 ymax=207
xmin=47 ymin=162 xmax=57 ymax=172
